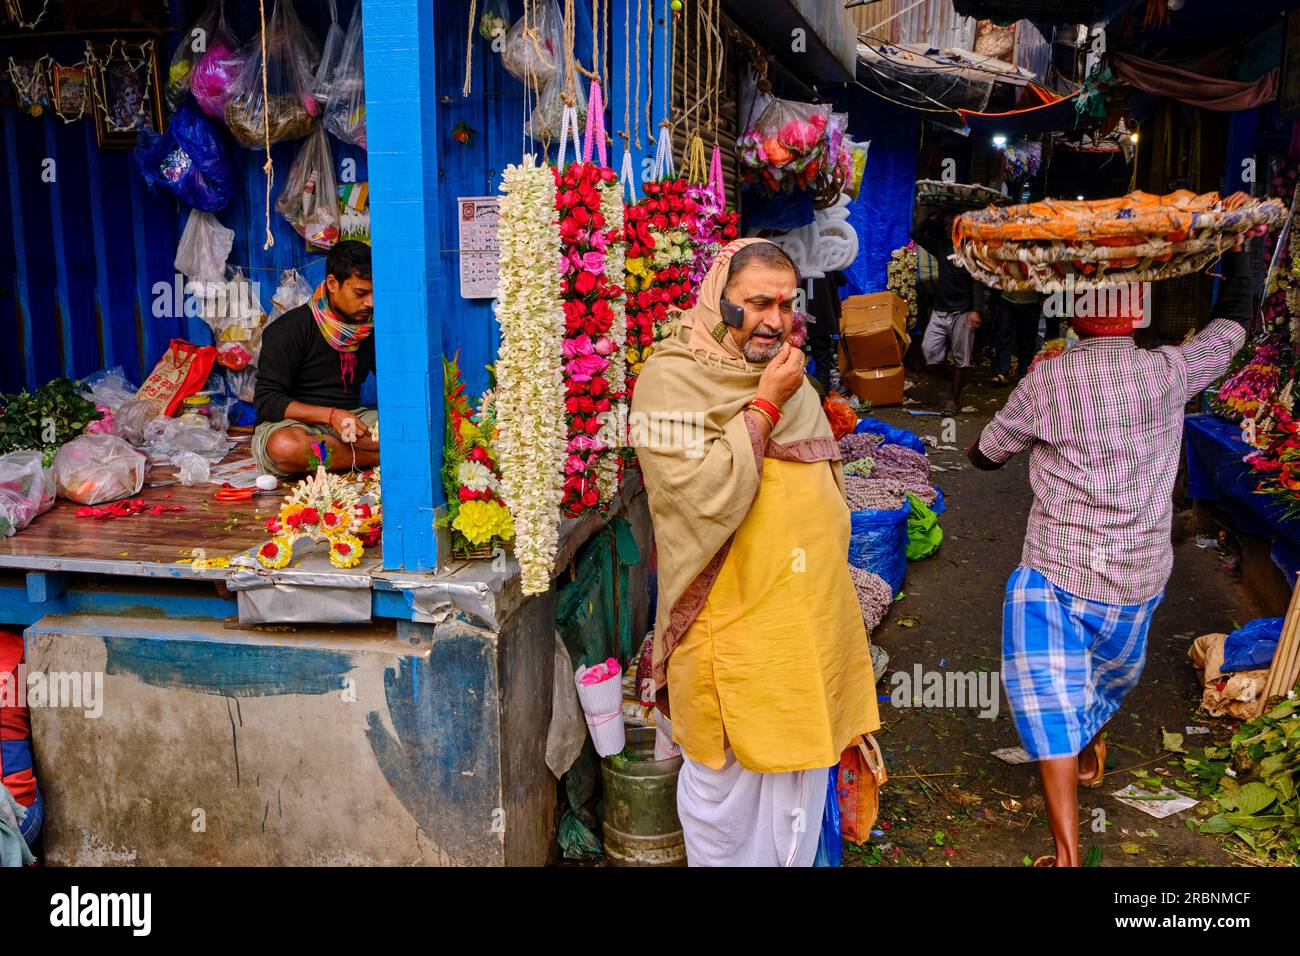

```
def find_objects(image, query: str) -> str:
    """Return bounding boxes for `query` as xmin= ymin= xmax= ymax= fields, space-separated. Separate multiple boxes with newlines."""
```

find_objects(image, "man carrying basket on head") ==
xmin=966 ymin=192 xmax=1260 ymax=867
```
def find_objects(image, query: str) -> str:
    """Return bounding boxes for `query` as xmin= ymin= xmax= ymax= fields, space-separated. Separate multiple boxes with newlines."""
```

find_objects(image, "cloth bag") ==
xmin=135 ymin=339 xmax=219 ymax=416
xmin=52 ymin=435 xmax=145 ymax=505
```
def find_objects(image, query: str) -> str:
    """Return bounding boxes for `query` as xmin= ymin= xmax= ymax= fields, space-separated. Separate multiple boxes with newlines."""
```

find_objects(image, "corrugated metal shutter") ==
xmin=669 ymin=7 xmax=741 ymax=203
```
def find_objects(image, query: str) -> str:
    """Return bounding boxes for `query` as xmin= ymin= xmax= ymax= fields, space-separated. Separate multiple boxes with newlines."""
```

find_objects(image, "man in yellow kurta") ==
xmin=631 ymin=239 xmax=879 ymax=867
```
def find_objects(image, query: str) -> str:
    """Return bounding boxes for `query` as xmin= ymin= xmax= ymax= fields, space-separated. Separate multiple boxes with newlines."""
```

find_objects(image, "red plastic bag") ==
xmin=135 ymin=339 xmax=219 ymax=416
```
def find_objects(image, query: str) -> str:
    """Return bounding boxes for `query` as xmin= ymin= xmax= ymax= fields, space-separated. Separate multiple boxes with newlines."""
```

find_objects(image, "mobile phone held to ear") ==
xmin=720 ymin=298 xmax=746 ymax=328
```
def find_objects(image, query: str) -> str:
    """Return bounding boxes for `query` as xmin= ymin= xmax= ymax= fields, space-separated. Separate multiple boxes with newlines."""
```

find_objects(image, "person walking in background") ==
xmin=990 ymin=288 xmax=1044 ymax=386
xmin=910 ymin=204 xmax=989 ymax=415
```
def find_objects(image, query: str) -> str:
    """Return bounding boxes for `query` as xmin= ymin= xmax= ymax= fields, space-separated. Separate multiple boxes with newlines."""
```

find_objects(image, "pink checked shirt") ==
xmin=977 ymin=319 xmax=1247 ymax=606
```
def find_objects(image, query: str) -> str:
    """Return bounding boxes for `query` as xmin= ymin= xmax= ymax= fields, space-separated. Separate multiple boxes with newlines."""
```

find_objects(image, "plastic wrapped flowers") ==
xmin=738 ymin=99 xmax=831 ymax=197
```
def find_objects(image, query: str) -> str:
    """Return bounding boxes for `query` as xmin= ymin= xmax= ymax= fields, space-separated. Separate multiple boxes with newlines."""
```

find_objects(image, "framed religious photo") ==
xmin=89 ymin=41 xmax=163 ymax=148
xmin=52 ymin=63 xmax=89 ymax=121
xmin=9 ymin=59 xmax=50 ymax=117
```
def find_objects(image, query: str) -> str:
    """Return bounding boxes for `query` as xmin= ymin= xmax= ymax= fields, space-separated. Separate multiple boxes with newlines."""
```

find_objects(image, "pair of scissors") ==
xmin=214 ymin=483 xmax=262 ymax=503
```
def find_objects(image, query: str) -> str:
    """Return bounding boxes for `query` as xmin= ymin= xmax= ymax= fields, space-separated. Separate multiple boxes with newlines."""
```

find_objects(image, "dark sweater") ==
xmin=911 ymin=217 xmax=988 ymax=315
xmin=253 ymin=304 xmax=377 ymax=423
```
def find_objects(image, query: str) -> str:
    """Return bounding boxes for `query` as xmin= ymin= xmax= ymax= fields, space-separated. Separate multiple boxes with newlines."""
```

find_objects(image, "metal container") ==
xmin=601 ymin=725 xmax=686 ymax=867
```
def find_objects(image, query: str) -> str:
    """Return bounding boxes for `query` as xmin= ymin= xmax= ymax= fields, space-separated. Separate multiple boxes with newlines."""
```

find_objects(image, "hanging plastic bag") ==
xmin=224 ymin=0 xmax=321 ymax=148
xmin=205 ymin=269 xmax=268 ymax=347
xmin=276 ymin=125 xmax=341 ymax=248
xmin=0 ymin=450 xmax=55 ymax=538
xmin=269 ymin=268 xmax=312 ymax=323
xmin=52 ymin=435 xmax=146 ymax=505
xmin=310 ymin=0 xmax=346 ymax=106
xmin=324 ymin=3 xmax=366 ymax=149
xmin=191 ymin=3 xmax=245 ymax=119
xmin=133 ymin=99 xmax=235 ymax=212
xmin=530 ymin=75 xmax=586 ymax=143
xmin=166 ymin=0 xmax=221 ymax=110
xmin=480 ymin=0 xmax=510 ymax=46
xmin=502 ymin=0 xmax=562 ymax=87
xmin=737 ymin=98 xmax=832 ymax=196
xmin=175 ymin=209 xmax=234 ymax=284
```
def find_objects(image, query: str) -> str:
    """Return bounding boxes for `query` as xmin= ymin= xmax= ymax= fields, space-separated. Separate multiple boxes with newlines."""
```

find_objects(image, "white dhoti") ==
xmin=676 ymin=749 xmax=828 ymax=867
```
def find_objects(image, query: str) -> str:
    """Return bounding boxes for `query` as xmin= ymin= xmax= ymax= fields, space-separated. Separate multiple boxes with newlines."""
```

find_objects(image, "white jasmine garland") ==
xmin=494 ymin=156 xmax=566 ymax=595
xmin=597 ymin=177 xmax=626 ymax=506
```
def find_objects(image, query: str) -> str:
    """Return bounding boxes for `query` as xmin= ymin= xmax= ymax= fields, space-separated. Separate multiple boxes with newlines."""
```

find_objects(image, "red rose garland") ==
xmin=555 ymin=160 xmax=623 ymax=518
xmin=624 ymin=178 xmax=740 ymax=392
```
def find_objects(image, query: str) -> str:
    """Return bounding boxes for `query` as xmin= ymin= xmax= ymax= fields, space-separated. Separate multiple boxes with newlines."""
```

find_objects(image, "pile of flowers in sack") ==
xmin=440 ymin=353 xmax=514 ymax=556
xmin=556 ymin=160 xmax=626 ymax=517
xmin=839 ymin=433 xmax=938 ymax=511
xmin=624 ymin=178 xmax=738 ymax=389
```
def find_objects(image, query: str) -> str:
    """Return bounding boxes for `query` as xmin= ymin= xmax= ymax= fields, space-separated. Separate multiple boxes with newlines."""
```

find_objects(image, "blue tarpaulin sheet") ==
xmin=1184 ymin=413 xmax=1300 ymax=581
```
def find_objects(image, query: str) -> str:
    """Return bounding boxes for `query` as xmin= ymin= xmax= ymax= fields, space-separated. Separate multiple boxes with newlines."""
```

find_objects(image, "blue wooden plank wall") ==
xmin=0 ymin=0 xmax=369 ymax=395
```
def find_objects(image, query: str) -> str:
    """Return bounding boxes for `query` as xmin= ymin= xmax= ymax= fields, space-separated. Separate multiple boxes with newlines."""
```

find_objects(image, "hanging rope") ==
xmin=645 ymin=0 xmax=653 ymax=144
xmin=621 ymin=0 xmax=630 ymax=143
xmin=633 ymin=0 xmax=641 ymax=148
xmin=257 ymin=0 xmax=273 ymax=250
xmin=463 ymin=0 xmax=477 ymax=97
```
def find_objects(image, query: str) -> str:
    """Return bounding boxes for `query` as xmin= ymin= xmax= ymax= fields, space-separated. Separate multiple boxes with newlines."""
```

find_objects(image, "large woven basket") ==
xmin=915 ymin=179 xmax=1012 ymax=212
xmin=951 ymin=190 xmax=1286 ymax=292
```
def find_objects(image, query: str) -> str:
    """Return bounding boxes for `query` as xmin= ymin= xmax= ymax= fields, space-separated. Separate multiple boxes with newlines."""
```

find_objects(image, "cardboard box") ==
xmin=839 ymin=293 xmax=911 ymax=371
xmin=841 ymin=364 xmax=905 ymax=407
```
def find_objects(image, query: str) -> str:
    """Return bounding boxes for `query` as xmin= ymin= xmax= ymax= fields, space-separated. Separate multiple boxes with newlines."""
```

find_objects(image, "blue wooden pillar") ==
xmin=362 ymin=0 xmax=447 ymax=571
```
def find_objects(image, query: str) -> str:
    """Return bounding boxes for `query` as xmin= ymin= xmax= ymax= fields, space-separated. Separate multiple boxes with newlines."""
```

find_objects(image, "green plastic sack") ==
xmin=905 ymin=492 xmax=942 ymax=561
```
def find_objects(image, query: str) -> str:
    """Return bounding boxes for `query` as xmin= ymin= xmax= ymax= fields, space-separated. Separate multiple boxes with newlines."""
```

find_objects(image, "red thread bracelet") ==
xmin=749 ymin=397 xmax=781 ymax=427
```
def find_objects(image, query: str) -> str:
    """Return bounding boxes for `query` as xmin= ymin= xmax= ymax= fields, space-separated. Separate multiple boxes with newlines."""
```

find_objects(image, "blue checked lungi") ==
xmin=1001 ymin=566 xmax=1163 ymax=760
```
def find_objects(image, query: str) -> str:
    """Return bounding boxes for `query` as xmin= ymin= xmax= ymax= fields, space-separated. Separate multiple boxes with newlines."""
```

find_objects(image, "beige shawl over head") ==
xmin=630 ymin=238 xmax=844 ymax=702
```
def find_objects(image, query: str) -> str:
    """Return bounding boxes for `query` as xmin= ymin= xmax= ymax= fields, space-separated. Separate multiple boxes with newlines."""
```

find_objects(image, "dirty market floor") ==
xmin=851 ymin=370 xmax=1265 ymax=868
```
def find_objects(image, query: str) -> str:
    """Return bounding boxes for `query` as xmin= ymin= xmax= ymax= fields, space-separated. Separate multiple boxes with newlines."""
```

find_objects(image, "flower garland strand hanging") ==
xmin=554 ymin=82 xmax=624 ymax=517
xmin=495 ymin=155 xmax=567 ymax=595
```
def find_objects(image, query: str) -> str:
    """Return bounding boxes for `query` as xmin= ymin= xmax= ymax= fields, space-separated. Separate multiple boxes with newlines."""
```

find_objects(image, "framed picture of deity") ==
xmin=89 ymin=41 xmax=163 ymax=148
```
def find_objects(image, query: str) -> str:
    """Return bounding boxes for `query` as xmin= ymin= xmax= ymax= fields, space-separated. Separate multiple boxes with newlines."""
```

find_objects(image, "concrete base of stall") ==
xmin=27 ymin=489 xmax=652 ymax=867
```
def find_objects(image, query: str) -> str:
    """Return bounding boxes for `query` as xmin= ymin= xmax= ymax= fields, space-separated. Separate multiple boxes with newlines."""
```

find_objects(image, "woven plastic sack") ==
xmin=191 ymin=4 xmax=244 ymax=119
xmin=52 ymin=435 xmax=145 ymax=505
xmin=848 ymin=500 xmax=909 ymax=596
xmin=324 ymin=3 xmax=365 ymax=148
xmin=224 ymin=0 xmax=321 ymax=148
xmin=166 ymin=0 xmax=220 ymax=110
xmin=502 ymin=0 xmax=562 ymax=87
xmin=309 ymin=0 xmax=345 ymax=106
xmin=0 ymin=451 xmax=55 ymax=538
xmin=133 ymin=99 xmax=234 ymax=212
xmin=276 ymin=125 xmax=340 ymax=249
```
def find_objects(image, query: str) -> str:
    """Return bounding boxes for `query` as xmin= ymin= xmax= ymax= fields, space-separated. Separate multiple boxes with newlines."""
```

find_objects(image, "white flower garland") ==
xmin=597 ymin=178 xmax=627 ymax=506
xmin=494 ymin=156 xmax=566 ymax=595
